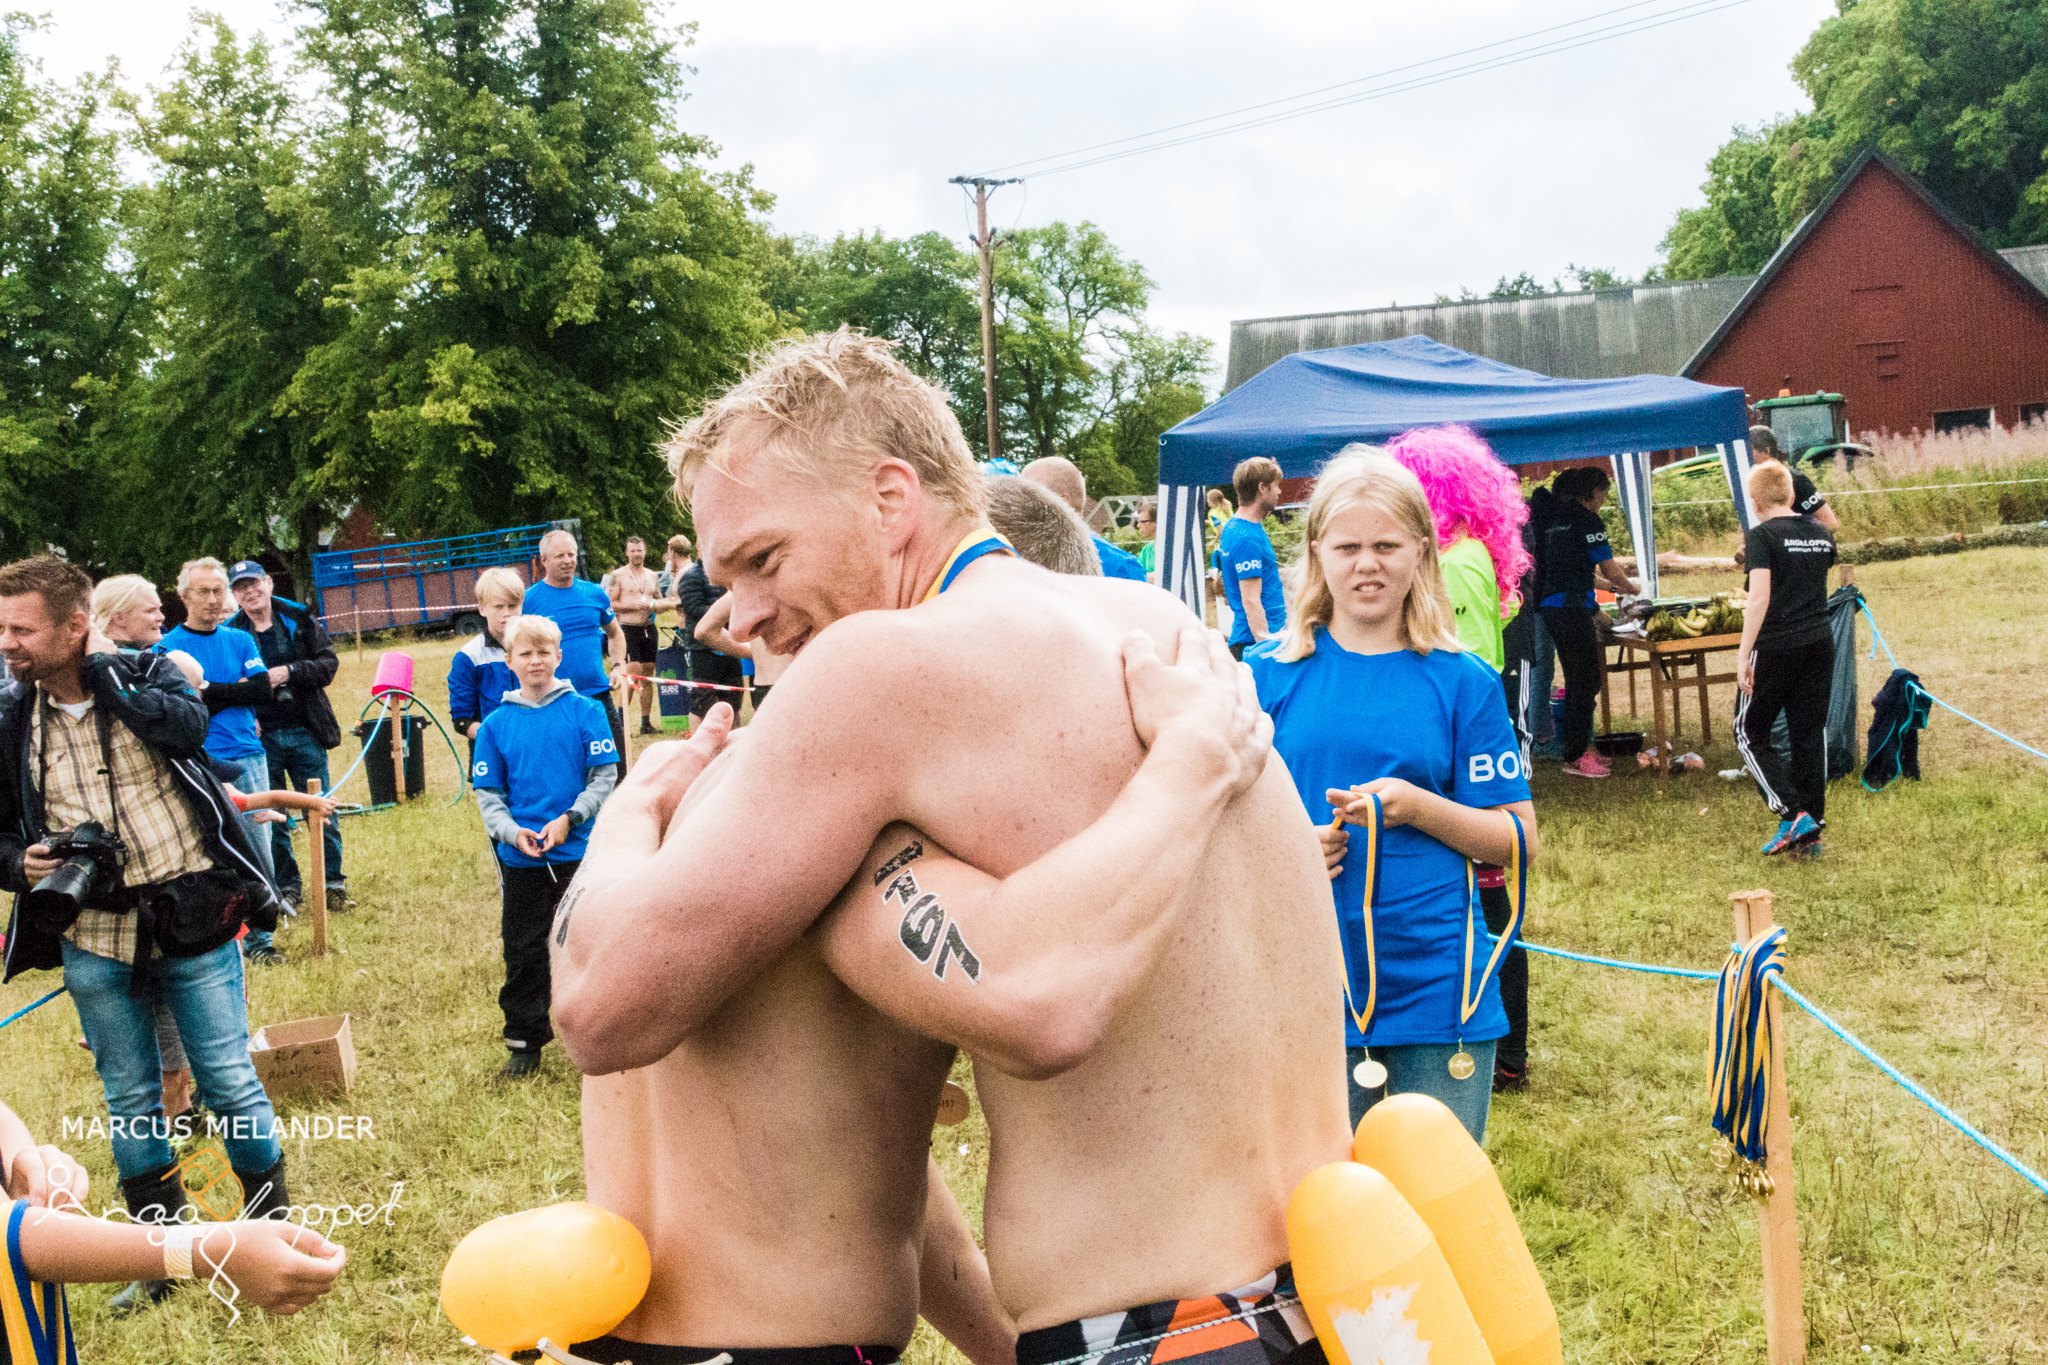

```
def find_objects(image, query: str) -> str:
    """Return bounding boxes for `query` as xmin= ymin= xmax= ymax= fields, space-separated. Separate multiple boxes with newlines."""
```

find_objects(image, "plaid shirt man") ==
xmin=30 ymin=692 xmax=214 ymax=964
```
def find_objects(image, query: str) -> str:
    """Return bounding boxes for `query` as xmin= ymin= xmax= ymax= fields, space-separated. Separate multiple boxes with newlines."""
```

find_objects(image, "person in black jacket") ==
xmin=0 ymin=555 xmax=292 ymax=1316
xmin=226 ymin=562 xmax=349 ymax=911
xmin=1535 ymin=467 xmax=1639 ymax=778
xmin=674 ymin=558 xmax=741 ymax=723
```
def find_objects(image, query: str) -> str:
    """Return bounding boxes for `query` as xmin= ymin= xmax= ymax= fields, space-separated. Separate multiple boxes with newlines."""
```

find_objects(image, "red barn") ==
xmin=1685 ymin=150 xmax=2048 ymax=437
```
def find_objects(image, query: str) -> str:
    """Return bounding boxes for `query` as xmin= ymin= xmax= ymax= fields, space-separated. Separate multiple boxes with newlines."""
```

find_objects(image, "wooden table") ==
xmin=1600 ymin=632 xmax=1743 ymax=774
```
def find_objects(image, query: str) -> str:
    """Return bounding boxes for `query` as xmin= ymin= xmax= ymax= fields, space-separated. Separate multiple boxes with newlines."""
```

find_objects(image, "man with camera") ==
xmin=0 ymin=556 xmax=294 ymax=1317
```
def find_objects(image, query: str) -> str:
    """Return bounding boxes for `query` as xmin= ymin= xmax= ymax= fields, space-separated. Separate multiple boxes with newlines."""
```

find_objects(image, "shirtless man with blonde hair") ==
xmin=555 ymin=330 xmax=1348 ymax=1365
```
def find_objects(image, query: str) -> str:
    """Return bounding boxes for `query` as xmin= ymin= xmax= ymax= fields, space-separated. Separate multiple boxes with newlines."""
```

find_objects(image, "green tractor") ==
xmin=1754 ymin=391 xmax=1875 ymax=471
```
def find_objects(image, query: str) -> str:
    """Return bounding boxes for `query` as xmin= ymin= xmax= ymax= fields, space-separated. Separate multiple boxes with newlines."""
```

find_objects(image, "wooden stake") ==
xmin=306 ymin=780 xmax=328 ymax=958
xmin=1730 ymin=888 xmax=1806 ymax=1364
xmin=389 ymin=695 xmax=408 ymax=805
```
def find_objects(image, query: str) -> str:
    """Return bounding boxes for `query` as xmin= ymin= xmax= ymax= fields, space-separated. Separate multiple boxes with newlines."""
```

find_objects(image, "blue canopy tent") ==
xmin=1154 ymin=334 xmax=1757 ymax=612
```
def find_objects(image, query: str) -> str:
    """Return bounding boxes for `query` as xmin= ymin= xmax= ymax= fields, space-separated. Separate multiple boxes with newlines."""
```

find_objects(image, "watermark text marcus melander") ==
xmin=61 ymin=1113 xmax=377 ymax=1143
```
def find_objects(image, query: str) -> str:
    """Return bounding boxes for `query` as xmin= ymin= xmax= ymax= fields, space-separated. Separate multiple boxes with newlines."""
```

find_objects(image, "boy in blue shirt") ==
xmin=471 ymin=614 xmax=619 ymax=1079
xmin=1219 ymin=457 xmax=1288 ymax=659
xmin=447 ymin=567 xmax=525 ymax=751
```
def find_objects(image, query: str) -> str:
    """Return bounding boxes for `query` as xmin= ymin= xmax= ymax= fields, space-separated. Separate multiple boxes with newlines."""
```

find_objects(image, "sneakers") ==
xmin=499 ymin=1051 xmax=541 ymax=1081
xmin=1561 ymin=753 xmax=1610 ymax=779
xmin=1532 ymin=738 xmax=1565 ymax=761
xmin=244 ymin=939 xmax=287 ymax=967
xmin=638 ymin=721 xmax=660 ymax=736
xmin=1762 ymin=812 xmax=1821 ymax=856
xmin=325 ymin=883 xmax=356 ymax=913
xmin=108 ymin=1277 xmax=177 ymax=1317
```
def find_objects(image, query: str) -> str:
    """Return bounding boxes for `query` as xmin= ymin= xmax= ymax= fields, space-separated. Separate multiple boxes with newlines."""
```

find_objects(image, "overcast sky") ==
xmin=43 ymin=1 xmax=1837 ymax=377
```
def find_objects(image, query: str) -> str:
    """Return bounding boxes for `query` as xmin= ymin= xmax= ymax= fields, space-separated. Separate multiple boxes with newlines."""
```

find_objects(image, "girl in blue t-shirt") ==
xmin=1246 ymin=449 xmax=1540 ymax=1142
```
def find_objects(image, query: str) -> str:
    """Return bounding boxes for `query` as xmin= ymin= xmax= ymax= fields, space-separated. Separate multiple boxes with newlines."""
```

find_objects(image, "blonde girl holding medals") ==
xmin=1244 ymin=449 xmax=1539 ymax=1142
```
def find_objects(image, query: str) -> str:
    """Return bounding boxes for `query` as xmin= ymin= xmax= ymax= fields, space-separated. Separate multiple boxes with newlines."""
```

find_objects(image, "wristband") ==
xmin=161 ymin=1226 xmax=200 ymax=1279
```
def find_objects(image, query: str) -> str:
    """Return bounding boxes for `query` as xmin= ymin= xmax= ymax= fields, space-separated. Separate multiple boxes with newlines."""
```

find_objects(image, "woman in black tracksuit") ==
xmin=1736 ymin=460 xmax=1838 ymax=858
xmin=1535 ymin=467 xmax=1639 ymax=778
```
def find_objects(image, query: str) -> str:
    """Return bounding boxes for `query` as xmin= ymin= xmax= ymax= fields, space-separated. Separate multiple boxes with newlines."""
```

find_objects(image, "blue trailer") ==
xmin=310 ymin=520 xmax=577 ymax=636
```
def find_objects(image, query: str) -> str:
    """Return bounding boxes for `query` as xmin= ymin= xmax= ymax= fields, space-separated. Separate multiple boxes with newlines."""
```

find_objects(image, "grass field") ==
xmin=1 ymin=549 xmax=2043 ymax=1363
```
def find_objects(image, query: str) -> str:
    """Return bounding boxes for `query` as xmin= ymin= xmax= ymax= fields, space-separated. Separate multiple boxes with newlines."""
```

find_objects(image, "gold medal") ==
xmin=1352 ymin=1057 xmax=1389 ymax=1090
xmin=935 ymin=1081 xmax=970 ymax=1127
xmin=1447 ymin=1049 xmax=1476 ymax=1081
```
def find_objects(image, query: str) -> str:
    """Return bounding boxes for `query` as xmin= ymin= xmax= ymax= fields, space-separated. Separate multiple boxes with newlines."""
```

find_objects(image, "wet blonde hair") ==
xmin=1274 ymin=447 xmax=1462 ymax=663
xmin=662 ymin=329 xmax=986 ymax=518
xmin=91 ymin=574 xmax=161 ymax=634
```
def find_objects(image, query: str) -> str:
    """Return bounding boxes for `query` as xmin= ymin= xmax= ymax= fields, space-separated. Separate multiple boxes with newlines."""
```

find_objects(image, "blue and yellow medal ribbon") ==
xmin=1333 ymin=794 xmax=1384 ymax=1038
xmin=1456 ymin=810 xmax=1528 ymax=1036
xmin=1710 ymin=925 xmax=1787 ymax=1188
xmin=923 ymin=530 xmax=1014 ymax=602
xmin=6 ymin=1200 xmax=79 ymax=1365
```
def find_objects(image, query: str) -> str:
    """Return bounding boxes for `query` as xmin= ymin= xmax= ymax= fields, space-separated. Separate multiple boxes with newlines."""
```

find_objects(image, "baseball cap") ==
xmin=228 ymin=559 xmax=268 ymax=585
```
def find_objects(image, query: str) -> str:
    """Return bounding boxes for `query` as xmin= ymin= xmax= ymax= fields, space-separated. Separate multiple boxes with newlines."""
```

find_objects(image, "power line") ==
xmin=981 ymin=0 xmax=1756 ymax=181
xmin=982 ymin=0 xmax=1686 ymax=177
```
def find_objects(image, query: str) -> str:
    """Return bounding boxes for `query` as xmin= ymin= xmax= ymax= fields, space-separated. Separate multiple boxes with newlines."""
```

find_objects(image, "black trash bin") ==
xmin=353 ymin=714 xmax=428 ymax=805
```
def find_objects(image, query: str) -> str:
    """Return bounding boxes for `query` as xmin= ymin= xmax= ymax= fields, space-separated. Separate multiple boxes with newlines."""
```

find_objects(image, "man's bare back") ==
xmin=818 ymin=563 xmax=1347 ymax=1328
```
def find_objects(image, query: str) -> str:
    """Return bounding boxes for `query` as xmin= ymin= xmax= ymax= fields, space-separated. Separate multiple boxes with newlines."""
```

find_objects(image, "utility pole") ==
xmin=949 ymin=175 xmax=1020 ymax=462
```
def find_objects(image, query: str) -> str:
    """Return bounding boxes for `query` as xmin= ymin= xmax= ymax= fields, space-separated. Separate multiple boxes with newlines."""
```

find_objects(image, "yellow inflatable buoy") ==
xmin=1352 ymin=1094 xmax=1562 ymax=1365
xmin=441 ymin=1202 xmax=651 ymax=1354
xmin=1286 ymin=1162 xmax=1491 ymax=1365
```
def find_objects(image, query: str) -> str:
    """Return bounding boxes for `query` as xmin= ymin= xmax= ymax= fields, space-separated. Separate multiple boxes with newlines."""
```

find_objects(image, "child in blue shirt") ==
xmin=447 ymin=567 xmax=525 ymax=749
xmin=470 ymin=614 xmax=619 ymax=1079
xmin=1247 ymin=448 xmax=1540 ymax=1143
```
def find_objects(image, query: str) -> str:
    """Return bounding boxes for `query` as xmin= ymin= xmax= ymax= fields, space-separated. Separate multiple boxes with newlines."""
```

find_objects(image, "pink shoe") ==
xmin=1562 ymin=754 xmax=1610 ymax=779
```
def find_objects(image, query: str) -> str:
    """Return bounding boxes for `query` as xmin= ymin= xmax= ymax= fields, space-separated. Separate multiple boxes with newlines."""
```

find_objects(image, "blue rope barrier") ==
xmin=0 ymin=987 xmax=65 ymax=1033
xmin=1768 ymin=974 xmax=2048 ymax=1199
xmin=1858 ymin=600 xmax=2047 ymax=764
xmin=1501 ymin=934 xmax=2048 ymax=1200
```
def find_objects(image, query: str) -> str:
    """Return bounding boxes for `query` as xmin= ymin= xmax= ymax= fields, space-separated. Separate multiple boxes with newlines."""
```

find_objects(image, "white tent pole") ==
xmin=1609 ymin=451 xmax=1659 ymax=602
xmin=1157 ymin=480 xmax=1206 ymax=617
xmin=1720 ymin=439 xmax=1758 ymax=532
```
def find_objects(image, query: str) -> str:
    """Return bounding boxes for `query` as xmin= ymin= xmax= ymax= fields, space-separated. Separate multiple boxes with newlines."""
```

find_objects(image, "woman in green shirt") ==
xmin=1388 ymin=424 xmax=1537 ymax=1091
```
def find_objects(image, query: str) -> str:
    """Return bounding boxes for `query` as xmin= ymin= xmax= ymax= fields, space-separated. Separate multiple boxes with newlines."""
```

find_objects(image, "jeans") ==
xmin=224 ymin=751 xmax=276 ymax=950
xmin=263 ymin=725 xmax=344 ymax=893
xmin=1348 ymin=1040 xmax=1497 ymax=1144
xmin=63 ymin=937 xmax=282 ymax=1180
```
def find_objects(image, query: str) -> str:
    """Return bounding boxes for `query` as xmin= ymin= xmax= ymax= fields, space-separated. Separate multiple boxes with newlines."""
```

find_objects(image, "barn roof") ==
xmin=1226 ymin=160 xmax=2048 ymax=392
xmin=1682 ymin=149 xmax=2048 ymax=377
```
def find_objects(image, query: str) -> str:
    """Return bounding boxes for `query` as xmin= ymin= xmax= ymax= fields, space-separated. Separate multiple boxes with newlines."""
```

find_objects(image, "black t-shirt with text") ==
xmin=1790 ymin=468 xmax=1828 ymax=519
xmin=1745 ymin=515 xmax=1836 ymax=649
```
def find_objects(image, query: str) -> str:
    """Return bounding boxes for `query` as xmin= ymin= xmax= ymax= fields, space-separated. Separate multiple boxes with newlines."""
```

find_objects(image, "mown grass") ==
xmin=1 ymin=550 xmax=2043 ymax=1363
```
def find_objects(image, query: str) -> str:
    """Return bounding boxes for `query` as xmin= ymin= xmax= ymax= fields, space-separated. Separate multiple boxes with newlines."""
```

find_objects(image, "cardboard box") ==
xmin=249 ymin=1013 xmax=356 ymax=1101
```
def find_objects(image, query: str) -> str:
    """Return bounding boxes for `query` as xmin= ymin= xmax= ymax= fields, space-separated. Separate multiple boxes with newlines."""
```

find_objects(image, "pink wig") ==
xmin=1385 ymin=425 xmax=1531 ymax=618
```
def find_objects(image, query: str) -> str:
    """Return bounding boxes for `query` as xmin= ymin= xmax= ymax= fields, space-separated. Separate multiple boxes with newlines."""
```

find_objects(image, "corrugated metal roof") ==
xmin=1228 ymin=244 xmax=2048 ymax=392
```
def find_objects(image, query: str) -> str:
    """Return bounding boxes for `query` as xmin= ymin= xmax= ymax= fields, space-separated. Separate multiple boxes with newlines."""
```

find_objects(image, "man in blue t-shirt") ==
xmin=523 ymin=528 xmax=627 ymax=761
xmin=163 ymin=556 xmax=283 ymax=959
xmin=471 ymin=614 xmax=619 ymax=1078
xmin=1019 ymin=457 xmax=1150 ymax=582
xmin=1219 ymin=457 xmax=1288 ymax=659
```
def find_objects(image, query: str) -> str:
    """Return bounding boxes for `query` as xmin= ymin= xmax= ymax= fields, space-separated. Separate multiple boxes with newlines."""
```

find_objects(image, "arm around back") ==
xmin=551 ymin=620 xmax=914 ymax=1073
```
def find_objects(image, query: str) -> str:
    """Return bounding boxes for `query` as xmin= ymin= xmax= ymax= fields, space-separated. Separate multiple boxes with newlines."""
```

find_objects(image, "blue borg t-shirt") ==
xmin=1093 ymin=536 xmax=1148 ymax=582
xmin=470 ymin=689 xmax=618 ymax=867
xmin=160 ymin=623 xmax=267 ymax=761
xmin=522 ymin=579 xmax=615 ymax=696
xmin=1218 ymin=517 xmax=1287 ymax=648
xmin=1247 ymin=631 xmax=1530 ymax=1048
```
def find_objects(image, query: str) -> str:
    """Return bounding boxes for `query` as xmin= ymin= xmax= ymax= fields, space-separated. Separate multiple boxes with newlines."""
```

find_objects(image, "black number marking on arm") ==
xmin=873 ymin=841 xmax=924 ymax=886
xmin=933 ymin=922 xmax=981 ymax=982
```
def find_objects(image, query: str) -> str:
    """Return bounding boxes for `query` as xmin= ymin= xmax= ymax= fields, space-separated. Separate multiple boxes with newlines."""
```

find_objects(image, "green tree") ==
xmin=105 ymin=19 xmax=344 ymax=583
xmin=1664 ymin=0 xmax=2048 ymax=277
xmin=0 ymin=16 xmax=135 ymax=564
xmin=1073 ymin=328 xmax=1213 ymax=492
xmin=993 ymin=220 xmax=1152 ymax=464
xmin=284 ymin=0 xmax=777 ymax=557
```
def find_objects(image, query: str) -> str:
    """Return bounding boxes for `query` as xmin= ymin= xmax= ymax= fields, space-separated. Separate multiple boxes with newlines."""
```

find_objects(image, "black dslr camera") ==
xmin=26 ymin=821 xmax=128 ymax=927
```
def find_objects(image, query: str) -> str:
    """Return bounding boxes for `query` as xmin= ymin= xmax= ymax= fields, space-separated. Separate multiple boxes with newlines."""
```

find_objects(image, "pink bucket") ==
xmin=369 ymin=651 xmax=416 ymax=699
